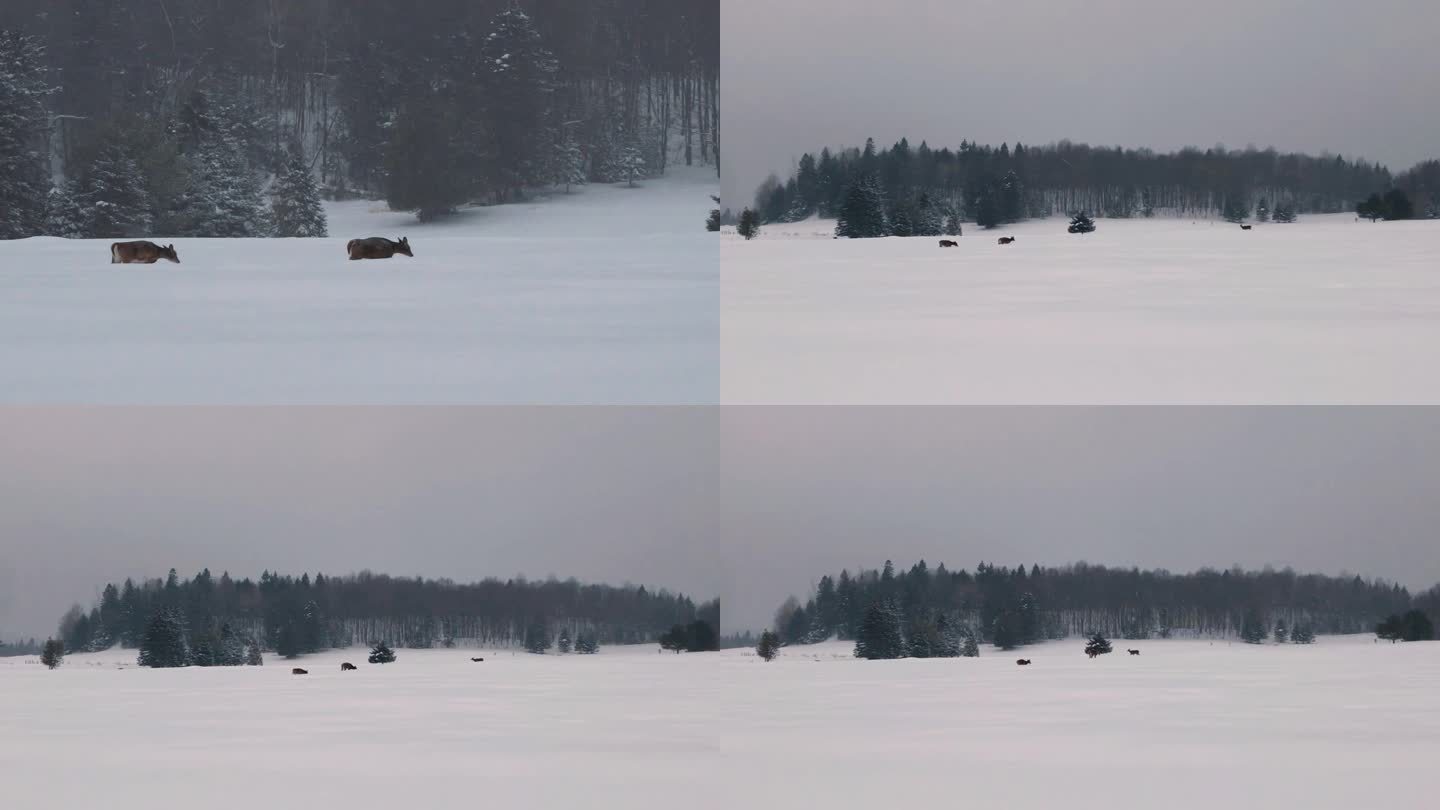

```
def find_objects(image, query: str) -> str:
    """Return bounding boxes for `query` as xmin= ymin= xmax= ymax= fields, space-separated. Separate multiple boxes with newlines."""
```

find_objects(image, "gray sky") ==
xmin=0 ymin=408 xmax=718 ymax=640
xmin=721 ymin=408 xmax=1440 ymax=633
xmin=721 ymin=0 xmax=1440 ymax=208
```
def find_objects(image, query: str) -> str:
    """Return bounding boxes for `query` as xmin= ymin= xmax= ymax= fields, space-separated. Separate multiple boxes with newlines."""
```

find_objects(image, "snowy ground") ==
xmin=723 ymin=215 xmax=1440 ymax=403
xmin=0 ymin=167 xmax=718 ymax=403
xmin=720 ymin=635 xmax=1438 ymax=808
xmin=0 ymin=644 xmax=718 ymax=807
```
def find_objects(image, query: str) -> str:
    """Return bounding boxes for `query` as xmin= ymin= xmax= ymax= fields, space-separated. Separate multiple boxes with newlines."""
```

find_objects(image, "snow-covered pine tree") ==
xmin=737 ymin=207 xmax=761 ymax=240
xmin=523 ymin=621 xmax=551 ymax=654
xmin=1290 ymin=623 xmax=1315 ymax=644
xmin=1068 ymin=211 xmax=1096 ymax=234
xmin=835 ymin=175 xmax=889 ymax=238
xmin=854 ymin=599 xmax=905 ymax=660
xmin=44 ymin=181 xmax=86 ymax=237
xmin=1239 ymin=609 xmax=1268 ymax=644
xmin=888 ymin=200 xmax=914 ymax=237
xmin=218 ymin=623 xmax=247 ymax=666
xmin=552 ymin=128 xmax=587 ymax=193
xmin=138 ymin=608 xmax=190 ymax=668
xmin=756 ymin=630 xmax=780 ymax=661
xmin=80 ymin=141 xmax=155 ymax=238
xmin=557 ymin=627 xmax=572 ymax=654
xmin=245 ymin=637 xmax=264 ymax=666
xmin=271 ymin=148 xmax=328 ymax=237
xmin=480 ymin=7 xmax=560 ymax=194
xmin=613 ymin=130 xmax=646 ymax=188
xmin=1255 ymin=196 xmax=1270 ymax=223
xmin=368 ymin=642 xmax=396 ymax=664
xmin=0 ymin=30 xmax=55 ymax=239
xmin=1221 ymin=191 xmax=1250 ymax=224
xmin=1273 ymin=619 xmax=1288 ymax=644
xmin=960 ymin=628 xmax=980 ymax=658
xmin=184 ymin=138 xmax=271 ymax=237
xmin=40 ymin=639 xmax=64 ymax=670
xmin=1084 ymin=632 xmax=1112 ymax=658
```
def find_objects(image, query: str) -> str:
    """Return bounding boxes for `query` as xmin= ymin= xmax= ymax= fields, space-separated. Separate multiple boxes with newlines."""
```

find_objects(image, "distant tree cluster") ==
xmin=659 ymin=619 xmax=720 ymax=653
xmin=1356 ymin=189 xmax=1419 ymax=222
xmin=758 ymin=136 xmax=1420 ymax=232
xmin=776 ymin=560 xmax=1419 ymax=653
xmin=61 ymin=568 xmax=714 ymax=663
xmin=0 ymin=0 xmax=718 ymax=236
xmin=1375 ymin=610 xmax=1434 ymax=642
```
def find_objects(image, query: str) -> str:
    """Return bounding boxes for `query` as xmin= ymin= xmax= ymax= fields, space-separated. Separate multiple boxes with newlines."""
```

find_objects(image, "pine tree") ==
xmin=1382 ymin=189 xmax=1414 ymax=220
xmin=706 ymin=208 xmax=721 ymax=232
xmin=1273 ymin=619 xmax=1288 ymax=644
xmin=271 ymin=148 xmax=328 ymax=237
xmin=575 ymin=630 xmax=598 ymax=654
xmin=609 ymin=129 xmax=647 ymax=188
xmin=1221 ymin=191 xmax=1250 ymax=224
xmin=523 ymin=621 xmax=552 ymax=654
xmin=943 ymin=209 xmax=963 ymax=237
xmin=368 ymin=642 xmax=396 ymax=664
xmin=0 ymin=30 xmax=55 ymax=239
xmin=960 ymin=629 xmax=980 ymax=658
xmin=1290 ymin=624 xmax=1315 ymax=644
xmin=934 ymin=613 xmax=961 ymax=657
xmin=1357 ymin=192 xmax=1387 ymax=222
xmin=44 ymin=181 xmax=86 ymax=237
xmin=552 ymin=129 xmax=587 ymax=193
xmin=737 ymin=207 xmax=761 ymax=240
xmin=80 ymin=141 xmax=155 ymax=238
xmin=138 ymin=608 xmax=190 ymax=668
xmin=970 ymin=179 xmax=1001 ymax=229
xmin=1272 ymin=201 xmax=1298 ymax=223
xmin=1084 ymin=632 xmax=1112 ymax=658
xmin=854 ymin=599 xmax=905 ymax=660
xmin=480 ymin=8 xmax=560 ymax=193
xmin=834 ymin=175 xmax=889 ymax=238
xmin=183 ymin=138 xmax=271 ymax=236
xmin=1068 ymin=211 xmax=1096 ymax=234
xmin=998 ymin=171 xmax=1024 ymax=224
xmin=1254 ymin=197 xmax=1270 ymax=223
xmin=40 ymin=638 xmax=64 ymax=670
xmin=557 ymin=628 xmax=572 ymax=654
xmin=245 ymin=638 xmax=264 ymax=666
xmin=756 ymin=630 xmax=780 ymax=661
xmin=1240 ymin=609 xmax=1268 ymax=644
xmin=386 ymin=94 xmax=473 ymax=222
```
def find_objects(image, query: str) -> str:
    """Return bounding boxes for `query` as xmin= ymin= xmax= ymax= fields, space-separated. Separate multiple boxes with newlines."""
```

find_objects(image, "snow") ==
xmin=720 ymin=635 xmax=1438 ymax=808
xmin=723 ymin=215 xmax=1440 ymax=403
xmin=0 ymin=644 xmax=718 ymax=807
xmin=0 ymin=167 xmax=718 ymax=403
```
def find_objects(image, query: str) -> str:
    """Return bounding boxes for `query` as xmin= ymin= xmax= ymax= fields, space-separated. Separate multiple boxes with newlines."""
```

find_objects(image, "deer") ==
xmin=1127 ymin=649 xmax=1140 ymax=656
xmin=340 ymin=662 xmax=357 ymax=671
xmin=347 ymin=236 xmax=413 ymax=260
xmin=111 ymin=241 xmax=179 ymax=264
xmin=470 ymin=657 xmax=485 ymax=662
xmin=291 ymin=668 xmax=309 ymax=675
xmin=938 ymin=239 xmax=958 ymax=248
xmin=1015 ymin=658 xmax=1032 ymax=666
xmin=1239 ymin=224 xmax=1253 ymax=231
xmin=997 ymin=236 xmax=1016 ymax=245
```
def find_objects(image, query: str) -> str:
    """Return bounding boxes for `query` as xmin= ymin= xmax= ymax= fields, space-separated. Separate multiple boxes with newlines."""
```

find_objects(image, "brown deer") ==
xmin=1015 ymin=658 xmax=1032 ymax=666
xmin=997 ymin=236 xmax=1016 ymax=245
xmin=291 ymin=668 xmax=309 ymax=675
xmin=340 ymin=662 xmax=357 ymax=671
xmin=938 ymin=239 xmax=958 ymax=248
xmin=111 ymin=241 xmax=179 ymax=264
xmin=1127 ymin=649 xmax=1140 ymax=656
xmin=470 ymin=657 xmax=485 ymax=662
xmin=347 ymin=236 xmax=413 ymax=260
xmin=1239 ymin=224 xmax=1253 ymax=231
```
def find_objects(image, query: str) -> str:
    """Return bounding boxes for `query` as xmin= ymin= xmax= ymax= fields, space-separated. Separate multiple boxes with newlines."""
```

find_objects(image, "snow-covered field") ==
xmin=0 ymin=167 xmax=718 ymax=403
xmin=721 ymin=635 xmax=1437 ymax=808
xmin=0 ymin=644 xmax=718 ymax=807
xmin=723 ymin=215 xmax=1440 ymax=403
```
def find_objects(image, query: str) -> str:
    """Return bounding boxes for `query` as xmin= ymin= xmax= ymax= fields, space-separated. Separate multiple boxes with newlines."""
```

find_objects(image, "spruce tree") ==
xmin=245 ymin=638 xmax=264 ymax=666
xmin=368 ymin=642 xmax=396 ymax=664
xmin=138 ymin=608 xmax=189 ymax=668
xmin=1221 ymin=191 xmax=1250 ymax=224
xmin=706 ymin=208 xmax=721 ymax=232
xmin=756 ymin=630 xmax=780 ymax=661
xmin=1290 ymin=624 xmax=1315 ymax=644
xmin=271 ymin=148 xmax=328 ymax=237
xmin=40 ymin=638 xmax=64 ymax=670
xmin=1240 ymin=609 xmax=1268 ymax=644
xmin=1068 ymin=211 xmax=1097 ymax=234
xmin=1382 ymin=189 xmax=1414 ymax=220
xmin=834 ymin=175 xmax=889 ymax=238
xmin=0 ymin=30 xmax=55 ymax=239
xmin=854 ymin=599 xmax=905 ymax=660
xmin=557 ymin=628 xmax=572 ymax=654
xmin=960 ymin=629 xmax=980 ymax=658
xmin=1357 ymin=193 xmax=1386 ymax=222
xmin=81 ymin=141 xmax=155 ymax=238
xmin=44 ymin=181 xmax=86 ymax=237
xmin=480 ymin=8 xmax=560 ymax=193
xmin=737 ymin=207 xmax=761 ymax=240
xmin=1084 ymin=632 xmax=1112 ymax=658
xmin=1255 ymin=197 xmax=1270 ymax=223
xmin=970 ymin=179 xmax=1000 ymax=229
xmin=1273 ymin=620 xmax=1288 ymax=644
xmin=386 ymin=95 xmax=472 ymax=222
xmin=523 ymin=621 xmax=552 ymax=654
xmin=184 ymin=138 xmax=271 ymax=236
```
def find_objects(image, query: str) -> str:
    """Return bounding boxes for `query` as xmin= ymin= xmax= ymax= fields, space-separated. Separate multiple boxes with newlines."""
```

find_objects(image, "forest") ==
xmin=0 ymin=0 xmax=719 ymax=238
xmin=751 ymin=137 xmax=1440 ymax=233
xmin=772 ymin=560 xmax=1437 ymax=654
xmin=55 ymin=568 xmax=719 ymax=664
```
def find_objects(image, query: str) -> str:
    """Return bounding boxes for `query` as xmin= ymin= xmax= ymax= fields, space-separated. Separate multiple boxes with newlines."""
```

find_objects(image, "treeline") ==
xmin=0 ymin=0 xmax=718 ymax=237
xmin=755 ymin=137 xmax=1440 ymax=232
xmin=59 ymin=568 xmax=718 ymax=664
xmin=0 ymin=637 xmax=43 ymax=657
xmin=774 ymin=560 xmax=1421 ymax=652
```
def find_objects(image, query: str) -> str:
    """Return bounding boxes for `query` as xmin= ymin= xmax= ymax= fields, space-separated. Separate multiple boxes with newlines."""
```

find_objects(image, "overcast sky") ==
xmin=721 ymin=0 xmax=1440 ymax=207
xmin=0 ymin=408 xmax=718 ymax=640
xmin=721 ymin=408 xmax=1440 ymax=633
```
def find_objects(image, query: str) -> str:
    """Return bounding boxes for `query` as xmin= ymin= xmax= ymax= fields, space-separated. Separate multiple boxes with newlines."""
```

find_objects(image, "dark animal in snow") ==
xmin=111 ymin=240 xmax=179 ymax=264
xmin=997 ymin=236 xmax=1016 ymax=245
xmin=1128 ymin=649 xmax=1140 ymax=656
xmin=1239 ymin=224 xmax=1253 ymax=231
xmin=1015 ymin=658 xmax=1032 ymax=666
xmin=347 ymin=236 xmax=413 ymax=260
xmin=292 ymin=668 xmax=308 ymax=675
xmin=341 ymin=662 xmax=357 ymax=671
xmin=938 ymin=239 xmax=958 ymax=248
xmin=470 ymin=657 xmax=485 ymax=662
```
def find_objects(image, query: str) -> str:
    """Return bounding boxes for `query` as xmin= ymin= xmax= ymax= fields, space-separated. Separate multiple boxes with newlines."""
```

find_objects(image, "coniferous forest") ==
xmin=56 ymin=568 xmax=719 ymax=666
xmin=771 ymin=560 xmax=1437 ymax=657
xmin=753 ymin=137 xmax=1440 ymax=234
xmin=0 ymin=0 xmax=719 ymax=238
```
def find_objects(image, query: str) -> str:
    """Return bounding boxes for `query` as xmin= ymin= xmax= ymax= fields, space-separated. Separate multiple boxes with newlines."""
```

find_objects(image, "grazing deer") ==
xmin=1239 ymin=224 xmax=1253 ymax=231
xmin=997 ymin=236 xmax=1016 ymax=245
xmin=347 ymin=236 xmax=413 ymax=260
xmin=938 ymin=239 xmax=958 ymax=248
xmin=1127 ymin=649 xmax=1140 ymax=656
xmin=1015 ymin=658 xmax=1032 ymax=666
xmin=470 ymin=657 xmax=485 ymax=662
xmin=291 ymin=668 xmax=308 ymax=675
xmin=111 ymin=241 xmax=179 ymax=264
xmin=340 ymin=662 xmax=357 ymax=671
